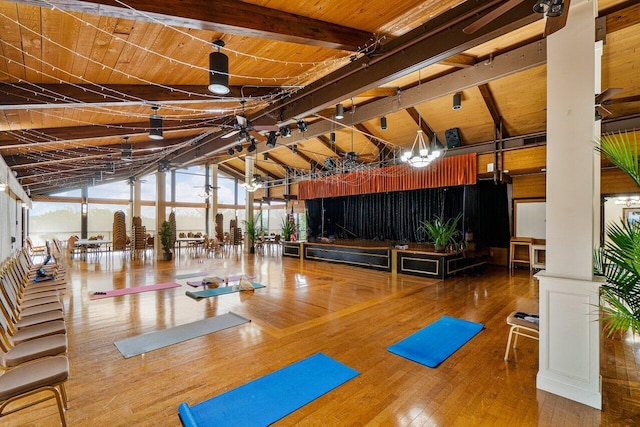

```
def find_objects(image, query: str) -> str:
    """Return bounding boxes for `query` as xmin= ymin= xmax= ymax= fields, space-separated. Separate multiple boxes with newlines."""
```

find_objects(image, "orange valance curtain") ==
xmin=298 ymin=153 xmax=476 ymax=200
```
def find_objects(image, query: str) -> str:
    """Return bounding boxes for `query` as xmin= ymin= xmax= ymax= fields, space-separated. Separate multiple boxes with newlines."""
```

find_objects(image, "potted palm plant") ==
xmin=418 ymin=213 xmax=462 ymax=253
xmin=159 ymin=220 xmax=174 ymax=261
xmin=594 ymin=131 xmax=640 ymax=336
xmin=243 ymin=211 xmax=265 ymax=253
xmin=281 ymin=217 xmax=296 ymax=241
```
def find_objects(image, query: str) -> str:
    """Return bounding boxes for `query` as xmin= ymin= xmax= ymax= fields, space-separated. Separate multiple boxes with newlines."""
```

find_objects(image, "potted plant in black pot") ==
xmin=418 ymin=213 xmax=462 ymax=253
xmin=243 ymin=211 xmax=265 ymax=254
xmin=281 ymin=217 xmax=296 ymax=241
xmin=159 ymin=220 xmax=174 ymax=261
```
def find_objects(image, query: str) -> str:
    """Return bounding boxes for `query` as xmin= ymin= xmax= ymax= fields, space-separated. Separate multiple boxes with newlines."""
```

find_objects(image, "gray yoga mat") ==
xmin=114 ymin=312 xmax=250 ymax=358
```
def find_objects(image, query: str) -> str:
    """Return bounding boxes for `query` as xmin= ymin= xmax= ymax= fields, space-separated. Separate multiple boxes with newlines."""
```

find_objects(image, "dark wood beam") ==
xmin=317 ymin=135 xmax=345 ymax=157
xmin=405 ymin=107 xmax=435 ymax=140
xmin=438 ymin=53 xmax=477 ymax=68
xmin=0 ymin=84 xmax=284 ymax=108
xmin=604 ymin=2 xmax=640 ymax=33
xmin=290 ymin=146 xmax=325 ymax=171
xmin=0 ymin=122 xmax=218 ymax=149
xmin=218 ymin=163 xmax=245 ymax=180
xmin=354 ymin=88 xmax=399 ymax=98
xmin=13 ymin=0 xmax=372 ymax=51
xmin=478 ymin=83 xmax=508 ymax=137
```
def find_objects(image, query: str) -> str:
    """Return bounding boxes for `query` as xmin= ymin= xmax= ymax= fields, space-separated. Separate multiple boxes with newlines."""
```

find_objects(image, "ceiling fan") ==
xmin=222 ymin=100 xmax=279 ymax=140
xmin=463 ymin=0 xmax=570 ymax=37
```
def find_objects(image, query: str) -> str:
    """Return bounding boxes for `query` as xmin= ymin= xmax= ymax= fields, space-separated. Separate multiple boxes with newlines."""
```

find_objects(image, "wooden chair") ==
xmin=504 ymin=311 xmax=539 ymax=361
xmin=0 ymin=356 xmax=70 ymax=426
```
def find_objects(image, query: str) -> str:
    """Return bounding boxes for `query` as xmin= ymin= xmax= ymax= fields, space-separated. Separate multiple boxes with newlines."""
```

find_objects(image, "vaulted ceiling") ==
xmin=1 ymin=0 xmax=639 ymax=195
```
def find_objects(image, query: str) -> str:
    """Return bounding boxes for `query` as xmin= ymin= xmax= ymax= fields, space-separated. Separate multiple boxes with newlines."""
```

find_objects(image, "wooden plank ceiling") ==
xmin=0 ymin=0 xmax=639 ymax=195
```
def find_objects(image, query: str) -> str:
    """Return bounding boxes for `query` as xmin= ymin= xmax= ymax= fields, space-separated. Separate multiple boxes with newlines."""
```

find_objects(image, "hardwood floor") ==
xmin=8 ymin=249 xmax=640 ymax=426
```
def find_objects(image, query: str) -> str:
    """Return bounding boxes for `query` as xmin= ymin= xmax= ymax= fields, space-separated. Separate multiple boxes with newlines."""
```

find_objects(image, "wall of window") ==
xmin=30 ymin=202 xmax=81 ymax=245
xmin=87 ymin=203 xmax=129 ymax=240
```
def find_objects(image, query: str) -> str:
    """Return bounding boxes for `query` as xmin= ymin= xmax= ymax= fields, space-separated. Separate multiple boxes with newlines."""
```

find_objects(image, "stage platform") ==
xmin=282 ymin=239 xmax=486 ymax=280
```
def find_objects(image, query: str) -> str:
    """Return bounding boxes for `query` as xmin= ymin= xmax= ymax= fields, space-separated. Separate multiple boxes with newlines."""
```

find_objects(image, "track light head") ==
xmin=279 ymin=126 xmax=291 ymax=137
xmin=292 ymin=144 xmax=297 ymax=154
xmin=227 ymin=148 xmax=235 ymax=156
xmin=297 ymin=120 xmax=307 ymax=132
xmin=247 ymin=138 xmax=257 ymax=152
xmin=235 ymin=144 xmax=244 ymax=153
xmin=266 ymin=131 xmax=278 ymax=148
xmin=330 ymin=132 xmax=336 ymax=143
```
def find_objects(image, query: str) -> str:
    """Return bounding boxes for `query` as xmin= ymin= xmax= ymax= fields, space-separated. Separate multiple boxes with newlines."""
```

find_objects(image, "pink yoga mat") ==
xmin=91 ymin=282 xmax=181 ymax=299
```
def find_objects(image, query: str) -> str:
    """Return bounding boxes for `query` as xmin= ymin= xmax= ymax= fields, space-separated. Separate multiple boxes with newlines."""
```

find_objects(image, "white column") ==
xmin=155 ymin=171 xmax=166 ymax=258
xmin=245 ymin=156 xmax=255 ymax=252
xmin=209 ymin=164 xmax=218 ymax=236
xmin=536 ymin=0 xmax=601 ymax=409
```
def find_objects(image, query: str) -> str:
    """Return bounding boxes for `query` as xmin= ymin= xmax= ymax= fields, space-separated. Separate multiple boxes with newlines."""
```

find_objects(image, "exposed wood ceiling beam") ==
xmin=317 ymin=135 xmax=345 ymax=157
xmin=261 ymin=152 xmax=291 ymax=175
xmin=477 ymin=83 xmax=508 ymax=138
xmin=218 ymin=163 xmax=245 ymax=180
xmin=354 ymin=88 xmax=400 ymax=98
xmin=11 ymin=0 xmax=372 ymax=51
xmin=603 ymin=2 xmax=640 ymax=33
xmin=0 ymin=122 xmax=218 ymax=149
xmin=0 ymin=84 xmax=284 ymax=108
xmin=405 ymin=107 xmax=435 ymax=140
xmin=172 ymin=0 xmax=540 ymax=165
xmin=290 ymin=146 xmax=325 ymax=171
xmin=438 ymin=53 xmax=477 ymax=68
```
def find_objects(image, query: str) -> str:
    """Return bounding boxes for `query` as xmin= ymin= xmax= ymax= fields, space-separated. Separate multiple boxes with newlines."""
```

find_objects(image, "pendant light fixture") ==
xmin=149 ymin=106 xmax=163 ymax=140
xmin=208 ymin=40 xmax=230 ymax=95
xmin=335 ymin=103 xmax=344 ymax=120
xmin=453 ymin=92 xmax=462 ymax=110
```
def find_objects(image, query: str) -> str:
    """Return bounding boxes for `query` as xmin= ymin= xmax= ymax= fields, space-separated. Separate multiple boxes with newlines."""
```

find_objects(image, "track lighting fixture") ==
xmin=263 ymin=153 xmax=269 ymax=161
xmin=266 ymin=131 xmax=278 ymax=148
xmin=330 ymin=132 xmax=336 ymax=143
xmin=149 ymin=106 xmax=163 ymax=140
xmin=208 ymin=40 xmax=230 ymax=95
xmin=533 ymin=0 xmax=564 ymax=17
xmin=335 ymin=103 xmax=344 ymax=120
xmin=292 ymin=144 xmax=298 ymax=154
xmin=453 ymin=93 xmax=462 ymax=110
xmin=247 ymin=138 xmax=257 ymax=152
xmin=297 ymin=120 xmax=307 ymax=132
xmin=380 ymin=116 xmax=387 ymax=130
xmin=235 ymin=144 xmax=244 ymax=153
xmin=227 ymin=148 xmax=235 ymax=156
xmin=279 ymin=126 xmax=291 ymax=137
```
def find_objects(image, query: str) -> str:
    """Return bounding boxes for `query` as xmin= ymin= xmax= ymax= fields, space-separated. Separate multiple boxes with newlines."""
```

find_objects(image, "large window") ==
xmin=218 ymin=175 xmax=236 ymax=204
xmin=175 ymin=166 xmax=206 ymax=203
xmin=30 ymin=202 xmax=81 ymax=244
xmin=88 ymin=180 xmax=130 ymax=200
xmin=172 ymin=207 xmax=206 ymax=236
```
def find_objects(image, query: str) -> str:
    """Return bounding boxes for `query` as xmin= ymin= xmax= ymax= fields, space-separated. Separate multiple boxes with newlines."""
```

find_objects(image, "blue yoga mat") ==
xmin=178 ymin=353 xmax=359 ymax=427
xmin=185 ymin=283 xmax=265 ymax=300
xmin=388 ymin=315 xmax=484 ymax=368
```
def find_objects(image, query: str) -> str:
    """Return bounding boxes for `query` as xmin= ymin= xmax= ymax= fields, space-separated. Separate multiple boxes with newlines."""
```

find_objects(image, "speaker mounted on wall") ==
xmin=445 ymin=127 xmax=462 ymax=148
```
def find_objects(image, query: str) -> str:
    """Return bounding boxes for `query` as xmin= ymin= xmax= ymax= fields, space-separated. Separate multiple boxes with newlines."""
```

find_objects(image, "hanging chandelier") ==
xmin=401 ymin=130 xmax=444 ymax=168
xmin=242 ymin=174 xmax=263 ymax=192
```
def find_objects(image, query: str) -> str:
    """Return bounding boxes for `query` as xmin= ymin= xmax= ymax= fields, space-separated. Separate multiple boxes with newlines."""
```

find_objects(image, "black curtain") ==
xmin=475 ymin=181 xmax=510 ymax=248
xmin=306 ymin=186 xmax=464 ymax=242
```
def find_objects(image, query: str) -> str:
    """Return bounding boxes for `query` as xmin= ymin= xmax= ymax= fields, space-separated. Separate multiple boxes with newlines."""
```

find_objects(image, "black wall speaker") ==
xmin=445 ymin=127 xmax=461 ymax=148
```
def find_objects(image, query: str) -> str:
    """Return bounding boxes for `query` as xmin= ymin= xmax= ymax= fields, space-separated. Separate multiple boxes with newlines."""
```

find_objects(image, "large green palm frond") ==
xmin=594 ymin=131 xmax=640 ymax=186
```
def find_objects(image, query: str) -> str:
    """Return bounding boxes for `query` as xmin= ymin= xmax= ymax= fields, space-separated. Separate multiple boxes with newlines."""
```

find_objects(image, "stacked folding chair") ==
xmin=0 ymin=249 xmax=71 ymax=426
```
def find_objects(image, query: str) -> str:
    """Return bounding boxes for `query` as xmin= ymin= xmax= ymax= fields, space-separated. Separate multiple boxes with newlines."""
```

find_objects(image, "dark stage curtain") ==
xmin=307 ymin=186 xmax=464 ymax=242
xmin=305 ymin=182 xmax=510 ymax=247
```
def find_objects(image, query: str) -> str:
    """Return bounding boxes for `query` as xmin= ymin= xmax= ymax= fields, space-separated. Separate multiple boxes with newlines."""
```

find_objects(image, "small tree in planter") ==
xmin=281 ymin=217 xmax=296 ymax=241
xmin=159 ymin=220 xmax=174 ymax=261
xmin=418 ymin=213 xmax=462 ymax=253
xmin=243 ymin=211 xmax=265 ymax=254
